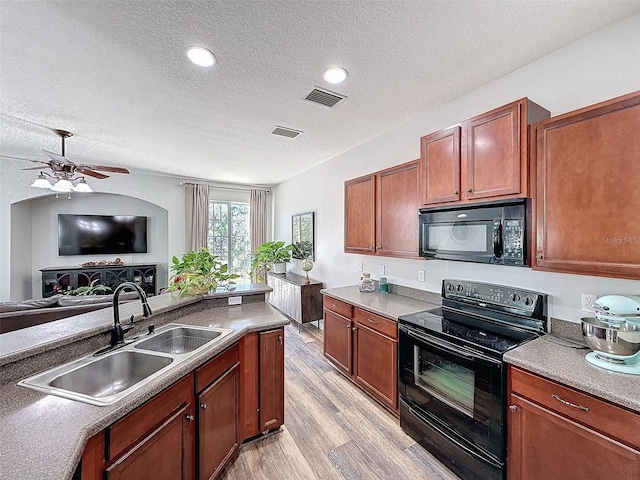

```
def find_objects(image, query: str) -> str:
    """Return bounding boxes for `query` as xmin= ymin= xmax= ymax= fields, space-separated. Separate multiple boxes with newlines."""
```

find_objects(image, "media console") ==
xmin=40 ymin=264 xmax=157 ymax=297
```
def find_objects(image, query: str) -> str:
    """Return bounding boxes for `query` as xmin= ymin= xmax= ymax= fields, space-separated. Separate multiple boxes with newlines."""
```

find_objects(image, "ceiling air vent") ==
xmin=304 ymin=87 xmax=345 ymax=108
xmin=271 ymin=126 xmax=302 ymax=139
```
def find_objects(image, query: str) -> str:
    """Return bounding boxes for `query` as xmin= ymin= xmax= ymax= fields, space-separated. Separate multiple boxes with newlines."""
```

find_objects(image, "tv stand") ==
xmin=40 ymin=264 xmax=157 ymax=298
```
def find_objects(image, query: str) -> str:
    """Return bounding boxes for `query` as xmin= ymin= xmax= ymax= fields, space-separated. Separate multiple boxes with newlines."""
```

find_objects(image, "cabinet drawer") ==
xmin=323 ymin=296 xmax=353 ymax=318
xmin=108 ymin=373 xmax=193 ymax=461
xmin=510 ymin=367 xmax=640 ymax=449
xmin=196 ymin=343 xmax=239 ymax=392
xmin=353 ymin=308 xmax=397 ymax=340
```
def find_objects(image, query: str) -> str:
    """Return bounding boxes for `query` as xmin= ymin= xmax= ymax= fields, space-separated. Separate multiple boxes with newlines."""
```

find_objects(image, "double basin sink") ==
xmin=18 ymin=324 xmax=233 ymax=406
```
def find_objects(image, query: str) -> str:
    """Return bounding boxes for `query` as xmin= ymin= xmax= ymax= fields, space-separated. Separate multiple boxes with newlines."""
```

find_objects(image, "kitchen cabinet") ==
xmin=323 ymin=295 xmax=398 ymax=414
xmin=267 ymin=272 xmax=323 ymax=332
xmin=195 ymin=344 xmax=240 ymax=480
xmin=344 ymin=160 xmax=419 ymax=258
xmin=507 ymin=366 xmax=640 ymax=480
xmin=420 ymin=98 xmax=549 ymax=206
xmin=533 ymin=91 xmax=640 ymax=279
xmin=238 ymin=328 xmax=285 ymax=439
xmin=259 ymin=328 xmax=285 ymax=432
xmin=104 ymin=375 xmax=195 ymax=480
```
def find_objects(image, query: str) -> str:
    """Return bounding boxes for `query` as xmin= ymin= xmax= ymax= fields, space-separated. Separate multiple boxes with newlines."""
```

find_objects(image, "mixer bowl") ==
xmin=581 ymin=317 xmax=640 ymax=357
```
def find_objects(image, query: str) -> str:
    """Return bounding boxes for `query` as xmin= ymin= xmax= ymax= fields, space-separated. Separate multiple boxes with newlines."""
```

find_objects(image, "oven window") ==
xmin=414 ymin=346 xmax=475 ymax=418
xmin=427 ymin=223 xmax=487 ymax=252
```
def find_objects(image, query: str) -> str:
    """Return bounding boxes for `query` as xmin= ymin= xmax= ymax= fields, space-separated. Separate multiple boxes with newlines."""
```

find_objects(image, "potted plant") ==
xmin=167 ymin=248 xmax=240 ymax=297
xmin=252 ymin=241 xmax=293 ymax=281
xmin=66 ymin=280 xmax=112 ymax=296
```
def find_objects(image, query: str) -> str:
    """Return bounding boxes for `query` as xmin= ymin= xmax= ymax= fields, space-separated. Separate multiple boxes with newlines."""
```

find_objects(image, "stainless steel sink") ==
xmin=18 ymin=323 xmax=233 ymax=406
xmin=134 ymin=325 xmax=227 ymax=354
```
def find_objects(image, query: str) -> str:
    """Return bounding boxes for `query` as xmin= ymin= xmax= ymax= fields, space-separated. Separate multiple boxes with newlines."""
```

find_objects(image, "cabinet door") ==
xmin=463 ymin=100 xmax=523 ymax=200
xmin=534 ymin=92 xmax=640 ymax=279
xmin=105 ymin=402 xmax=194 ymax=480
xmin=259 ymin=328 xmax=284 ymax=432
xmin=376 ymin=161 xmax=419 ymax=258
xmin=323 ymin=309 xmax=352 ymax=375
xmin=508 ymin=393 xmax=640 ymax=480
xmin=198 ymin=364 xmax=240 ymax=480
xmin=352 ymin=323 xmax=397 ymax=412
xmin=420 ymin=126 xmax=461 ymax=205
xmin=344 ymin=174 xmax=375 ymax=254
xmin=239 ymin=332 xmax=259 ymax=440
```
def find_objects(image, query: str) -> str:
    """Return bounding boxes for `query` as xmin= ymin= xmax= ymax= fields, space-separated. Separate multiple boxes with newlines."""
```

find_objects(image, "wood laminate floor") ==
xmin=220 ymin=323 xmax=460 ymax=480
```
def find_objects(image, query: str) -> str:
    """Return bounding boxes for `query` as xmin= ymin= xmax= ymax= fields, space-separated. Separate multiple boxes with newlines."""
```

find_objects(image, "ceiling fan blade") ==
xmin=22 ymin=165 xmax=48 ymax=171
xmin=0 ymin=154 xmax=49 ymax=164
xmin=78 ymin=164 xmax=129 ymax=174
xmin=43 ymin=149 xmax=71 ymax=164
xmin=76 ymin=167 xmax=109 ymax=179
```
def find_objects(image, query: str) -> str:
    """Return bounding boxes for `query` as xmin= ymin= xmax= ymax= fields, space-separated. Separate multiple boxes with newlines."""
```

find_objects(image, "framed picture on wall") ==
xmin=292 ymin=211 xmax=314 ymax=260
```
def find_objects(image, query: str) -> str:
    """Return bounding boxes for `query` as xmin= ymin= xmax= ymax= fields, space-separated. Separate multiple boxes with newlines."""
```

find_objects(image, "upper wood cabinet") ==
xmin=345 ymin=160 xmax=419 ymax=258
xmin=420 ymin=98 xmax=550 ymax=206
xmin=533 ymin=91 xmax=640 ymax=279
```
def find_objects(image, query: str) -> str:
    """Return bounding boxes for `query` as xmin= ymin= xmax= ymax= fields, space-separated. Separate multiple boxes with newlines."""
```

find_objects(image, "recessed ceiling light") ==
xmin=323 ymin=66 xmax=348 ymax=84
xmin=186 ymin=47 xmax=216 ymax=67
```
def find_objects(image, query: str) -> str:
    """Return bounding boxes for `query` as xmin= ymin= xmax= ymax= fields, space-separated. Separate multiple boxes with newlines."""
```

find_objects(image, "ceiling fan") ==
xmin=6 ymin=128 xmax=130 ymax=193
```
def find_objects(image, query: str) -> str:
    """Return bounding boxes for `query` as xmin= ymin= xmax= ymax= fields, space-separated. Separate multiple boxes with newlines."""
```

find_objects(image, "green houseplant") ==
xmin=67 ymin=279 xmax=112 ymax=296
xmin=168 ymin=248 xmax=240 ymax=297
xmin=252 ymin=241 xmax=293 ymax=281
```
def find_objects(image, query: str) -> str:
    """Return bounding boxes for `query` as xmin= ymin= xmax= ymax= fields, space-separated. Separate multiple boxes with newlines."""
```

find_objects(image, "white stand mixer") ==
xmin=581 ymin=295 xmax=640 ymax=375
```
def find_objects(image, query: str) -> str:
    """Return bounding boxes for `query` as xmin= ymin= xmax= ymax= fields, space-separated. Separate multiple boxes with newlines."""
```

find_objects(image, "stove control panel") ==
xmin=442 ymin=279 xmax=545 ymax=317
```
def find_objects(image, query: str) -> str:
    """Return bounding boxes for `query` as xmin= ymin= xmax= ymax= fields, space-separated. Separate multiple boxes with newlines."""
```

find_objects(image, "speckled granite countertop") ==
xmin=321 ymin=285 xmax=438 ymax=320
xmin=0 ymin=287 xmax=288 ymax=480
xmin=505 ymin=335 xmax=640 ymax=413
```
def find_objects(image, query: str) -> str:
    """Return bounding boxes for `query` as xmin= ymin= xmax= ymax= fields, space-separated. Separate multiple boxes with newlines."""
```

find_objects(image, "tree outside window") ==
xmin=208 ymin=202 xmax=251 ymax=283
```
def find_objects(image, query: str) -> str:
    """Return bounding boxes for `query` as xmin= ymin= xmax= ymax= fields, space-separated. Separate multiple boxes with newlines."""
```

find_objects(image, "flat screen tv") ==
xmin=58 ymin=214 xmax=148 ymax=256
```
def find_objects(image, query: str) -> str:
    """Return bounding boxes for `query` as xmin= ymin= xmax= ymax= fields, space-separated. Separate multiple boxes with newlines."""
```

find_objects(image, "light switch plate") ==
xmin=379 ymin=265 xmax=385 ymax=275
xmin=228 ymin=296 xmax=242 ymax=305
xmin=418 ymin=270 xmax=425 ymax=282
xmin=357 ymin=262 xmax=363 ymax=272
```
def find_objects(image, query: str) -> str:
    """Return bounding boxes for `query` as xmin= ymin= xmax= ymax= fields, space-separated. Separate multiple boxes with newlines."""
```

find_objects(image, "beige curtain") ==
xmin=250 ymin=189 xmax=268 ymax=252
xmin=185 ymin=183 xmax=209 ymax=251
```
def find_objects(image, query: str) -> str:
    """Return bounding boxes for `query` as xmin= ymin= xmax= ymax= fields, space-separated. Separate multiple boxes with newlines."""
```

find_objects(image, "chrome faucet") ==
xmin=111 ymin=282 xmax=152 ymax=346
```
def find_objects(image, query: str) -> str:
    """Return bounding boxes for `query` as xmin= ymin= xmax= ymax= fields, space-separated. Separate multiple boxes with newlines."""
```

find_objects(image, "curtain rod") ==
xmin=178 ymin=182 xmax=271 ymax=193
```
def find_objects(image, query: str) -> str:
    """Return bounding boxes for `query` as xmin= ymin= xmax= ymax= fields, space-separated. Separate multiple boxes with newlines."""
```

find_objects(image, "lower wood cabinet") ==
xmin=507 ymin=366 xmax=640 ymax=480
xmin=80 ymin=330 xmax=286 ymax=480
xmin=323 ymin=295 xmax=398 ymax=414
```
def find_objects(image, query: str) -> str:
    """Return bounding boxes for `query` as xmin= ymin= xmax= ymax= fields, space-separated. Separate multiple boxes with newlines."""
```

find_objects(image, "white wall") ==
xmin=1 ymin=162 xmax=186 ymax=301
xmin=274 ymin=13 xmax=640 ymax=324
xmin=22 ymin=193 xmax=168 ymax=298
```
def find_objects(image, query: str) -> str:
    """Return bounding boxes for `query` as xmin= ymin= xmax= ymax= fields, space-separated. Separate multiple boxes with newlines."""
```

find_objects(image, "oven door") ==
xmin=398 ymin=324 xmax=504 ymax=460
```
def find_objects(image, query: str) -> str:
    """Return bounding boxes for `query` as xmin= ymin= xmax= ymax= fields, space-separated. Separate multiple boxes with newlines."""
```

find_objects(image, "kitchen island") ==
xmin=0 ymin=285 xmax=289 ymax=480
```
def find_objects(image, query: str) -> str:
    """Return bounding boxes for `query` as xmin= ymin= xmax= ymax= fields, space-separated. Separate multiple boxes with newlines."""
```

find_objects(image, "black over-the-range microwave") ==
xmin=419 ymin=199 xmax=529 ymax=266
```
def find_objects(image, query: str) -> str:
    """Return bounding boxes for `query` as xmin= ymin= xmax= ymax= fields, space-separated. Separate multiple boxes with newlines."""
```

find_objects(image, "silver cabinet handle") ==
xmin=465 ymin=187 xmax=472 ymax=193
xmin=536 ymin=253 xmax=543 ymax=260
xmin=347 ymin=323 xmax=351 ymax=329
xmin=367 ymin=318 xmax=379 ymax=324
xmin=552 ymin=394 xmax=589 ymax=412
xmin=509 ymin=405 xmax=518 ymax=412
xmin=201 ymin=403 xmax=208 ymax=410
xmin=278 ymin=335 xmax=282 ymax=344
xmin=332 ymin=303 xmax=340 ymax=309
xmin=352 ymin=326 xmax=357 ymax=331
xmin=186 ymin=415 xmax=195 ymax=421
xmin=452 ymin=190 xmax=458 ymax=195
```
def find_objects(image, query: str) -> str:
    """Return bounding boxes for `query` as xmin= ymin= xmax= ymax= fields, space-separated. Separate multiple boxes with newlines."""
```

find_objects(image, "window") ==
xmin=208 ymin=201 xmax=251 ymax=283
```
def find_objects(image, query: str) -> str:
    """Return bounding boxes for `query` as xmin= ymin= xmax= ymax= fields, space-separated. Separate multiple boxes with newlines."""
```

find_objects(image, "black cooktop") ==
xmin=399 ymin=306 xmax=540 ymax=356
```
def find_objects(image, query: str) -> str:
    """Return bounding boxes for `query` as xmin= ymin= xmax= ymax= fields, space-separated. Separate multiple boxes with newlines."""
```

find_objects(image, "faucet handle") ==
xmin=122 ymin=315 xmax=135 ymax=333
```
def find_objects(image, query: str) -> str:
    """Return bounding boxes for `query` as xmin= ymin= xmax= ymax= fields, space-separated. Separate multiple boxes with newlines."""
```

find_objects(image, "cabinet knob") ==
xmin=452 ymin=190 xmax=458 ymax=195
xmin=370 ymin=246 xmax=375 ymax=251
xmin=536 ymin=253 xmax=543 ymax=260
xmin=278 ymin=335 xmax=282 ymax=344
xmin=186 ymin=415 xmax=195 ymax=421
xmin=200 ymin=403 xmax=208 ymax=410
xmin=465 ymin=187 xmax=472 ymax=193
xmin=509 ymin=405 xmax=518 ymax=412
xmin=352 ymin=326 xmax=357 ymax=332
xmin=347 ymin=323 xmax=351 ymax=329
xmin=376 ymin=246 xmax=381 ymax=249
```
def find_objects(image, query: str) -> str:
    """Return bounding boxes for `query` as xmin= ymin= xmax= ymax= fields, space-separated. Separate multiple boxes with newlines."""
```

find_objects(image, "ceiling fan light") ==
xmin=186 ymin=47 xmax=216 ymax=67
xmin=74 ymin=179 xmax=92 ymax=193
xmin=51 ymin=178 xmax=74 ymax=192
xmin=30 ymin=174 xmax=52 ymax=189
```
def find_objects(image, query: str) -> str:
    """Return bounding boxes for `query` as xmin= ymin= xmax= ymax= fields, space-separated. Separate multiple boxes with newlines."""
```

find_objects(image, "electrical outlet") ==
xmin=228 ymin=296 xmax=242 ymax=306
xmin=418 ymin=270 xmax=425 ymax=282
xmin=379 ymin=265 xmax=385 ymax=275
xmin=357 ymin=262 xmax=363 ymax=272
xmin=581 ymin=294 xmax=597 ymax=313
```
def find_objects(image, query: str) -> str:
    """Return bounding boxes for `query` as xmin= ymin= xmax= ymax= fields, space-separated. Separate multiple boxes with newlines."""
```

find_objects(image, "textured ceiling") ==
xmin=1 ymin=1 xmax=639 ymax=186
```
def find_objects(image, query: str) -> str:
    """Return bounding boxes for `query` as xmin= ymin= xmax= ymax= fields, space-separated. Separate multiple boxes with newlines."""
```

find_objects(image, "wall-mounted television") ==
xmin=58 ymin=214 xmax=148 ymax=256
